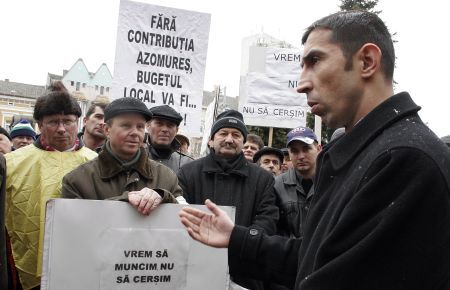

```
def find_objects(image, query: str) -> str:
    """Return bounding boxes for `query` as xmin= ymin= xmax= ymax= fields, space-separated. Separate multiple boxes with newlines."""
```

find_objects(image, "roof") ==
xmin=0 ymin=79 xmax=45 ymax=99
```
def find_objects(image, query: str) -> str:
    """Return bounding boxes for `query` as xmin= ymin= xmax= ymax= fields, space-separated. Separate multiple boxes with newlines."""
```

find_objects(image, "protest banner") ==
xmin=112 ymin=0 xmax=211 ymax=137
xmin=239 ymin=46 xmax=308 ymax=128
xmin=41 ymin=199 xmax=233 ymax=290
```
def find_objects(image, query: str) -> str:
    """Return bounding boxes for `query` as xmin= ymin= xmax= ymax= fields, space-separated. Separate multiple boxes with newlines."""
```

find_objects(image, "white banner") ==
xmin=240 ymin=47 xmax=308 ymax=128
xmin=112 ymin=0 xmax=211 ymax=137
xmin=42 ymin=200 xmax=233 ymax=290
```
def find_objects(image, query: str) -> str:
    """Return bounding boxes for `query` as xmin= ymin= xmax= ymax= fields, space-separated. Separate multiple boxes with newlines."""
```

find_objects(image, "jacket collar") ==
xmin=98 ymin=146 xmax=153 ymax=179
xmin=282 ymin=168 xmax=298 ymax=185
xmin=202 ymin=152 xmax=250 ymax=177
xmin=326 ymin=92 xmax=420 ymax=171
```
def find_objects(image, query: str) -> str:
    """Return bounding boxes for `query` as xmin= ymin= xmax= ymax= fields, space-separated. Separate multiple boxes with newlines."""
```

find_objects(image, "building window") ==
xmin=100 ymin=86 xmax=104 ymax=95
xmin=76 ymin=82 xmax=80 ymax=91
xmin=82 ymin=83 xmax=86 ymax=88
xmin=95 ymin=85 xmax=99 ymax=91
xmin=71 ymin=81 xmax=74 ymax=86
xmin=106 ymin=87 xmax=109 ymax=93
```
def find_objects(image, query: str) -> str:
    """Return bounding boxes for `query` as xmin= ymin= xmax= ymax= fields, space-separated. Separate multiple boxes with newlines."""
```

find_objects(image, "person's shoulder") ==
xmin=64 ymin=157 xmax=99 ymax=178
xmin=174 ymin=150 xmax=194 ymax=160
xmin=78 ymin=146 xmax=98 ymax=159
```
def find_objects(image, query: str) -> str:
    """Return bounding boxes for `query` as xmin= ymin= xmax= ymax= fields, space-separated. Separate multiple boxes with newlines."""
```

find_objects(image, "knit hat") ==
xmin=149 ymin=105 xmax=183 ymax=126
xmin=104 ymin=98 xmax=153 ymax=122
xmin=10 ymin=120 xmax=36 ymax=140
xmin=210 ymin=110 xmax=248 ymax=141
xmin=0 ymin=126 xmax=11 ymax=141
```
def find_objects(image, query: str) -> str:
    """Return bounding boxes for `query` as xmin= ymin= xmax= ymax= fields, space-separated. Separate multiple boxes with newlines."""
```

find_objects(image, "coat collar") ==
xmin=326 ymin=92 xmax=420 ymax=171
xmin=281 ymin=168 xmax=298 ymax=185
xmin=97 ymin=146 xmax=153 ymax=179
xmin=202 ymin=152 xmax=250 ymax=177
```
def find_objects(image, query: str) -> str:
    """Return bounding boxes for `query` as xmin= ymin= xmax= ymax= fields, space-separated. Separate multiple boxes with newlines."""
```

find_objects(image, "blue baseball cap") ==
xmin=286 ymin=126 xmax=318 ymax=146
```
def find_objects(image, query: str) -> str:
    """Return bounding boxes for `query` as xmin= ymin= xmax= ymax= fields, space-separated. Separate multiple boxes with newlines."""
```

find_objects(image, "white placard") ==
xmin=41 ymin=199 xmax=233 ymax=290
xmin=240 ymin=47 xmax=309 ymax=128
xmin=112 ymin=0 xmax=211 ymax=137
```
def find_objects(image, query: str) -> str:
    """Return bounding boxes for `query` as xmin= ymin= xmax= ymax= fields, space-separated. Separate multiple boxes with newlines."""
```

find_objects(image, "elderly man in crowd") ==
xmin=178 ymin=109 xmax=279 ymax=290
xmin=253 ymin=147 xmax=284 ymax=177
xmin=5 ymin=82 xmax=97 ymax=290
xmin=62 ymin=97 xmax=184 ymax=212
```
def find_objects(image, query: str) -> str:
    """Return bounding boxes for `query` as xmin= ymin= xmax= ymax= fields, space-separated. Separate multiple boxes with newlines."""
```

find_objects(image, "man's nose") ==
xmin=296 ymin=72 xmax=312 ymax=94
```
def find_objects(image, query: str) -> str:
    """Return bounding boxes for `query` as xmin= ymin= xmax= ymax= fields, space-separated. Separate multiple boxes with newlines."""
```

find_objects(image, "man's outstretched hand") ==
xmin=179 ymin=199 xmax=234 ymax=248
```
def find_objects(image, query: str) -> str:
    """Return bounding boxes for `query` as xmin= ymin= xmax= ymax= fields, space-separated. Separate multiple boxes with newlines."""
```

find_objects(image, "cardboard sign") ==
xmin=112 ymin=0 xmax=211 ymax=137
xmin=41 ymin=199 xmax=233 ymax=290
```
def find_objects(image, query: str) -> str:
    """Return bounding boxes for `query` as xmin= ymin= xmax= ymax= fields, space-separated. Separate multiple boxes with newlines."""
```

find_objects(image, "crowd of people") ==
xmin=0 ymin=10 xmax=449 ymax=290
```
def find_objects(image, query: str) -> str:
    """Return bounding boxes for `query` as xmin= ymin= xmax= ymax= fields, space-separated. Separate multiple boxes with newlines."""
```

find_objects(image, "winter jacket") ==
xmin=274 ymin=168 xmax=314 ymax=238
xmin=178 ymin=152 xmax=279 ymax=290
xmin=5 ymin=144 xmax=97 ymax=289
xmin=147 ymin=139 xmax=193 ymax=174
xmin=228 ymin=92 xmax=450 ymax=289
xmin=61 ymin=146 xmax=182 ymax=203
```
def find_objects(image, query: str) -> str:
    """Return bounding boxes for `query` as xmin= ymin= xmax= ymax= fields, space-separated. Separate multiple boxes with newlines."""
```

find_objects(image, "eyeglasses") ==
xmin=44 ymin=119 xmax=77 ymax=129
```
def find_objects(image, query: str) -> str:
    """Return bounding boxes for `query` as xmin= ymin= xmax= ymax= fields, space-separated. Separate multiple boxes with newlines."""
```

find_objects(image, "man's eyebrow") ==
xmin=301 ymin=49 xmax=323 ymax=66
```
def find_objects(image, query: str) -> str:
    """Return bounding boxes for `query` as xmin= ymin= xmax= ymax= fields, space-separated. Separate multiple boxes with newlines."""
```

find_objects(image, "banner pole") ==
xmin=268 ymin=127 xmax=274 ymax=147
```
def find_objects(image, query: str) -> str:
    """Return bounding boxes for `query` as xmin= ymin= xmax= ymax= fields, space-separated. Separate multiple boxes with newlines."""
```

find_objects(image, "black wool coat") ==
xmin=228 ymin=92 xmax=450 ymax=290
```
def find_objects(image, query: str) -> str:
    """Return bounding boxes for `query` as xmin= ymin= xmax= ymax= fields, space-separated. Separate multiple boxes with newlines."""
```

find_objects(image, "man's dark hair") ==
xmin=34 ymin=81 xmax=82 ymax=121
xmin=86 ymin=102 xmax=108 ymax=118
xmin=302 ymin=10 xmax=395 ymax=80
xmin=246 ymin=134 xmax=264 ymax=150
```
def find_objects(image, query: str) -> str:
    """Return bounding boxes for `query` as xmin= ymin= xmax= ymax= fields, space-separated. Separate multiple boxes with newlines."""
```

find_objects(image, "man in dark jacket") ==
xmin=146 ymin=105 xmax=193 ymax=173
xmin=274 ymin=127 xmax=321 ymax=238
xmin=178 ymin=109 xmax=279 ymax=290
xmin=179 ymin=11 xmax=450 ymax=290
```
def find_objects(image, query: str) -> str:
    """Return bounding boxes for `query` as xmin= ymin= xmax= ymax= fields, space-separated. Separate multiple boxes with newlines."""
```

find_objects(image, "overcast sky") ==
xmin=1 ymin=0 xmax=449 ymax=137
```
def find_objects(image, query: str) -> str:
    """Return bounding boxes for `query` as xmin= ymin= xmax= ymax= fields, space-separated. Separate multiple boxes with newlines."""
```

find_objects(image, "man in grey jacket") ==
xmin=146 ymin=105 xmax=193 ymax=173
xmin=274 ymin=127 xmax=321 ymax=238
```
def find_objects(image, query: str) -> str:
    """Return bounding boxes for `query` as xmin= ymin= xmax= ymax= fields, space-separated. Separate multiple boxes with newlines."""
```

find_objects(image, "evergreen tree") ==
xmin=339 ymin=0 xmax=380 ymax=14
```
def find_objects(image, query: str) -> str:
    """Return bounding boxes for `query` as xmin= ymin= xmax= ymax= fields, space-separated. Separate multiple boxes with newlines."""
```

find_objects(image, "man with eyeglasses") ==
xmin=4 ymin=81 xmax=97 ymax=290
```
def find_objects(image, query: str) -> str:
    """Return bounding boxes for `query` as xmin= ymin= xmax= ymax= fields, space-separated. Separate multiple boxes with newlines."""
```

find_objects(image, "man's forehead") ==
xmin=44 ymin=113 xmax=77 ymax=120
xmin=217 ymin=127 xmax=242 ymax=134
xmin=261 ymin=154 xmax=281 ymax=160
xmin=302 ymin=29 xmax=334 ymax=54
xmin=288 ymin=140 xmax=313 ymax=149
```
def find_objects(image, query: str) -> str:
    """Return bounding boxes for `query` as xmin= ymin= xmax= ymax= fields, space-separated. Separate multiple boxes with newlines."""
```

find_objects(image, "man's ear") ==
xmin=357 ymin=43 xmax=382 ymax=79
xmin=103 ymin=123 xmax=111 ymax=139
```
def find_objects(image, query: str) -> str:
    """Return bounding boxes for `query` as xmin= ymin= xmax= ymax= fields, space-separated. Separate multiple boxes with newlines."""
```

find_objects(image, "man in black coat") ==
xmin=178 ymin=109 xmax=279 ymax=290
xmin=180 ymin=11 xmax=450 ymax=290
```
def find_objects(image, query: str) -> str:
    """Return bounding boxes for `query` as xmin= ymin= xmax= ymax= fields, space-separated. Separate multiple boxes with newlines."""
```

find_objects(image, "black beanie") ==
xmin=104 ymin=98 xmax=153 ymax=122
xmin=210 ymin=110 xmax=248 ymax=141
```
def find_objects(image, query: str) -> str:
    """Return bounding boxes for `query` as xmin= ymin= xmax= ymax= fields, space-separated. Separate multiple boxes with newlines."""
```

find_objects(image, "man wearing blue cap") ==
xmin=274 ymin=126 xmax=321 ymax=238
